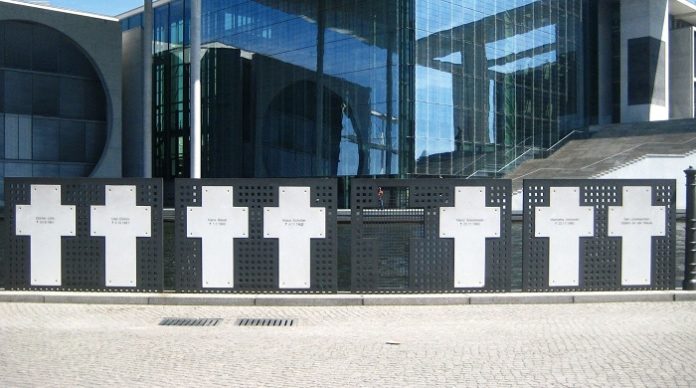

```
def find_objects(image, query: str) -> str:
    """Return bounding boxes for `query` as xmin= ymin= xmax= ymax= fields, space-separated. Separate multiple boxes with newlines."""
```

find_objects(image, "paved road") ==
xmin=1 ymin=301 xmax=695 ymax=387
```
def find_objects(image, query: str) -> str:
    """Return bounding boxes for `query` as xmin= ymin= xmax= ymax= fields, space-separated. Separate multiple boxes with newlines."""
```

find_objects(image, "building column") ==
xmin=669 ymin=27 xmax=695 ymax=119
xmin=597 ymin=2 xmax=613 ymax=124
xmin=314 ymin=0 xmax=326 ymax=176
xmin=190 ymin=0 xmax=202 ymax=178
xmin=620 ymin=0 xmax=669 ymax=122
xmin=143 ymin=0 xmax=153 ymax=177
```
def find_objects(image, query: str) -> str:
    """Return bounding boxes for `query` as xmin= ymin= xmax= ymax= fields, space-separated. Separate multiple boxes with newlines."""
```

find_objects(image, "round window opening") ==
xmin=0 ymin=20 xmax=108 ymax=177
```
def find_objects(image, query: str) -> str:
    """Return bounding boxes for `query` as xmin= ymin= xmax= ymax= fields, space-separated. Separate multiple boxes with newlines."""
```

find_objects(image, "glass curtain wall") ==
xmin=144 ymin=0 xmax=586 ymax=181
xmin=413 ymin=0 xmax=586 ymax=176
xmin=149 ymin=0 xmax=410 ymax=180
xmin=152 ymin=0 xmax=190 ymax=180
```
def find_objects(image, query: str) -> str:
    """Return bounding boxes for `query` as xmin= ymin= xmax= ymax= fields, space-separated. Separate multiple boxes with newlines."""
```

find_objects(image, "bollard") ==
xmin=684 ymin=167 xmax=696 ymax=290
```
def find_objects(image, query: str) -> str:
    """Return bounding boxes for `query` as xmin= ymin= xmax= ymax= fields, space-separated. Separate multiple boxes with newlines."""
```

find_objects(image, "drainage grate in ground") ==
xmin=236 ymin=318 xmax=295 ymax=327
xmin=159 ymin=318 xmax=222 ymax=326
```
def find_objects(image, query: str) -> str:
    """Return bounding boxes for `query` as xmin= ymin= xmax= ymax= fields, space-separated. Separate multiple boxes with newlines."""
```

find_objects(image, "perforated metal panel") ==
xmin=351 ymin=179 xmax=511 ymax=293
xmin=4 ymin=178 xmax=164 ymax=292
xmin=175 ymin=179 xmax=337 ymax=293
xmin=522 ymin=179 xmax=676 ymax=291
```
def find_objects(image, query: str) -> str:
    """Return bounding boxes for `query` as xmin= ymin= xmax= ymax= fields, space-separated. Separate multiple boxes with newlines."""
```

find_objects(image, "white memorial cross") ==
xmin=187 ymin=186 xmax=248 ymax=288
xmin=608 ymin=186 xmax=665 ymax=286
xmin=264 ymin=186 xmax=325 ymax=289
xmin=439 ymin=186 xmax=500 ymax=288
xmin=16 ymin=185 xmax=75 ymax=286
xmin=91 ymin=185 xmax=151 ymax=287
xmin=535 ymin=187 xmax=594 ymax=287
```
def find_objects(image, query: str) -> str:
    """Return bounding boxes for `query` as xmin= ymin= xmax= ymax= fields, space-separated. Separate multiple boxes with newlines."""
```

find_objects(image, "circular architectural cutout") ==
xmin=0 ymin=20 xmax=107 ymax=179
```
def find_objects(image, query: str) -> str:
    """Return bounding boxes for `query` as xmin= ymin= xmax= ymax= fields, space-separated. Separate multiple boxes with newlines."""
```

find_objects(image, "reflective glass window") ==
xmin=0 ymin=113 xmax=4 ymax=159
xmin=4 ymin=71 xmax=32 ymax=115
xmin=4 ymin=113 xmax=18 ymax=159
xmin=18 ymin=115 xmax=31 ymax=160
xmin=32 ymin=75 xmax=59 ymax=117
xmin=32 ymin=24 xmax=59 ymax=72
xmin=59 ymin=120 xmax=86 ymax=163
xmin=4 ymin=21 xmax=32 ymax=69
xmin=32 ymin=118 xmax=59 ymax=161
xmin=154 ymin=0 xmax=407 ymax=179
xmin=413 ymin=0 xmax=585 ymax=176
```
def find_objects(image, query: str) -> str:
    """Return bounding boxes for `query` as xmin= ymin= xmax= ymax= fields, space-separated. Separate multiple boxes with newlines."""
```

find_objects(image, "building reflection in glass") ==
xmin=414 ymin=0 xmax=585 ymax=176
xmin=128 ymin=0 xmax=586 ymax=181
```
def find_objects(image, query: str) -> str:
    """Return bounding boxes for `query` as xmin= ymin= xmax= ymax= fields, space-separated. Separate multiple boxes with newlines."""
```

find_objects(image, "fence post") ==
xmin=684 ymin=167 xmax=696 ymax=290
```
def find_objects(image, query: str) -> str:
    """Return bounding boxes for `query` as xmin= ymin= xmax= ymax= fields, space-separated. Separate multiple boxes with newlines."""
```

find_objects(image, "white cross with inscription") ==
xmin=16 ymin=185 xmax=75 ymax=286
xmin=535 ymin=187 xmax=594 ymax=287
xmin=439 ymin=186 xmax=500 ymax=288
xmin=264 ymin=186 xmax=325 ymax=289
xmin=91 ymin=185 xmax=151 ymax=287
xmin=187 ymin=186 xmax=248 ymax=288
xmin=608 ymin=186 xmax=665 ymax=286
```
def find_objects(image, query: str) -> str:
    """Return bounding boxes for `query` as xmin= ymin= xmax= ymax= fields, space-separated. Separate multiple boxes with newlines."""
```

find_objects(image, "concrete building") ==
xmin=0 ymin=0 xmax=122 ymax=201
xmin=116 ymin=0 xmax=696 ymax=201
xmin=2 ymin=0 xmax=696 ymax=207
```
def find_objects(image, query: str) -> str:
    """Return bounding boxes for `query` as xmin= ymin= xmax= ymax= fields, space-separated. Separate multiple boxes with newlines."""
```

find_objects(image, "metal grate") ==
xmin=236 ymin=318 xmax=295 ymax=327
xmin=159 ymin=318 xmax=222 ymax=326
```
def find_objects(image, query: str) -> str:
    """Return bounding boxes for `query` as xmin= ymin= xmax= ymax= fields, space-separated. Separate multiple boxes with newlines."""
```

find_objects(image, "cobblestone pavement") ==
xmin=1 ymin=301 xmax=695 ymax=387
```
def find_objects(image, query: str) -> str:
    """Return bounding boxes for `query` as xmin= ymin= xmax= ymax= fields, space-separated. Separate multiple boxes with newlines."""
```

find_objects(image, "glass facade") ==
xmin=414 ymin=0 xmax=586 ymax=176
xmin=134 ymin=0 xmax=589 ymax=183
xmin=145 ymin=0 xmax=409 ymax=181
xmin=0 ymin=21 xmax=107 ymax=196
xmin=151 ymin=0 xmax=191 ymax=179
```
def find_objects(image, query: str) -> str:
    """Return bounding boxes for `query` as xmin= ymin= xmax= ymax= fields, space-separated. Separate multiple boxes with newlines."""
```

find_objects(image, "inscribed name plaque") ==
xmin=439 ymin=186 xmax=500 ymax=288
xmin=264 ymin=186 xmax=326 ymax=289
xmin=608 ymin=186 xmax=666 ymax=285
xmin=187 ymin=186 xmax=248 ymax=288
xmin=91 ymin=185 xmax=151 ymax=287
xmin=16 ymin=185 xmax=76 ymax=286
xmin=535 ymin=187 xmax=594 ymax=287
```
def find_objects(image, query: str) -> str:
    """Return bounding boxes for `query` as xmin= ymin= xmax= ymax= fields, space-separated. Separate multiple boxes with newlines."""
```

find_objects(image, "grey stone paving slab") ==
xmin=573 ymin=291 xmax=675 ymax=303
xmin=674 ymin=291 xmax=696 ymax=301
xmin=147 ymin=294 xmax=256 ymax=306
xmin=362 ymin=295 xmax=470 ymax=306
xmin=0 ymin=292 xmax=44 ymax=303
xmin=254 ymin=295 xmax=363 ymax=306
xmin=469 ymin=293 xmax=574 ymax=304
xmin=42 ymin=294 xmax=151 ymax=305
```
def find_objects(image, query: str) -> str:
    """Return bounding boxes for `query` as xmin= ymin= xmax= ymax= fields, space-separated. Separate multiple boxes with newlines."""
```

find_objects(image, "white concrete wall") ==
xmin=597 ymin=153 xmax=696 ymax=210
xmin=669 ymin=27 xmax=694 ymax=119
xmin=621 ymin=0 xmax=670 ymax=123
xmin=510 ymin=153 xmax=694 ymax=211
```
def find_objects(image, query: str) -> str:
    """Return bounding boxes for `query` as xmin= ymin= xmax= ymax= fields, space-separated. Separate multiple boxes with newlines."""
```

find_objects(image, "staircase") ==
xmin=505 ymin=118 xmax=696 ymax=193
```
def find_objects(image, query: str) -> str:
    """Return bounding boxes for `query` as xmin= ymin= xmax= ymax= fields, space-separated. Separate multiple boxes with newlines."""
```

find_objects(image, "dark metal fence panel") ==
xmin=175 ymin=178 xmax=337 ymax=293
xmin=4 ymin=178 xmax=163 ymax=292
xmin=523 ymin=179 xmax=676 ymax=292
xmin=351 ymin=179 xmax=512 ymax=293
